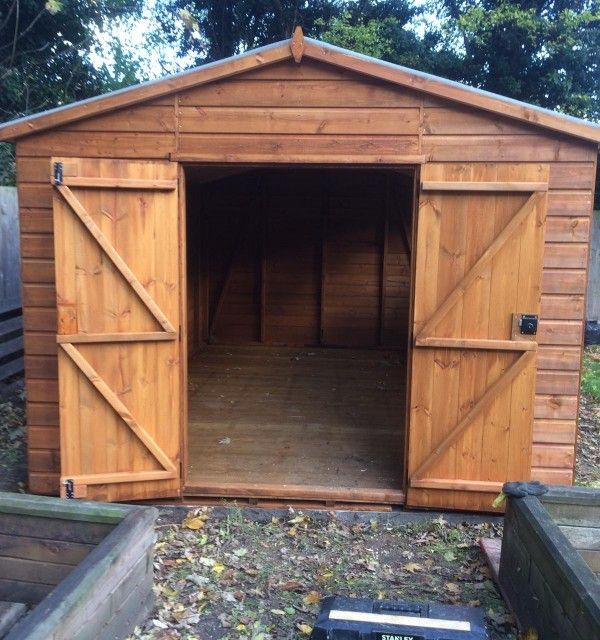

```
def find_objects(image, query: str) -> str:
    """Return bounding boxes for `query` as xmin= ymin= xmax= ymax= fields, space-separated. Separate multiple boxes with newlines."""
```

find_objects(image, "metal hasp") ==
xmin=64 ymin=479 xmax=74 ymax=499
xmin=53 ymin=162 xmax=63 ymax=185
xmin=518 ymin=314 xmax=538 ymax=335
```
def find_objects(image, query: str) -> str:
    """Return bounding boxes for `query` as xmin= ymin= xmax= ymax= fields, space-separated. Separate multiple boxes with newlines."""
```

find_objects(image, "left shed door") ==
xmin=52 ymin=158 xmax=182 ymax=501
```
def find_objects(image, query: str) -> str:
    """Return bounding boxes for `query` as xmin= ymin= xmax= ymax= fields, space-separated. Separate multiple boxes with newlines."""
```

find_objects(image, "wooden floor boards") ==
xmin=186 ymin=346 xmax=406 ymax=500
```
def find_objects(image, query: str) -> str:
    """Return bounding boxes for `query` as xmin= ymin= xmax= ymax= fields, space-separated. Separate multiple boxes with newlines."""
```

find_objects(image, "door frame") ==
xmin=177 ymin=161 xmax=421 ymax=505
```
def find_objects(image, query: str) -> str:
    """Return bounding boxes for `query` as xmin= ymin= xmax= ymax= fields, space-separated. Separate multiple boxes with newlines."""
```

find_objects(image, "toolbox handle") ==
xmin=374 ymin=601 xmax=429 ymax=617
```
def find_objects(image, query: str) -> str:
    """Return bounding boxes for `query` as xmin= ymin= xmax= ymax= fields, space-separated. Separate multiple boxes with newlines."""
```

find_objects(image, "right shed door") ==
xmin=407 ymin=163 xmax=548 ymax=511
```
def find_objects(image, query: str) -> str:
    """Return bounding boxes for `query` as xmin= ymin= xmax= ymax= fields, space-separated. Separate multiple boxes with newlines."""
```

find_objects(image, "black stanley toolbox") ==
xmin=310 ymin=596 xmax=487 ymax=640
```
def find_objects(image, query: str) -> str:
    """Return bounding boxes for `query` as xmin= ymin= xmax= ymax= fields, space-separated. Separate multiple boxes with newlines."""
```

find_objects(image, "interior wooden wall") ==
xmin=14 ymin=58 xmax=597 ymax=495
xmin=186 ymin=168 xmax=413 ymax=350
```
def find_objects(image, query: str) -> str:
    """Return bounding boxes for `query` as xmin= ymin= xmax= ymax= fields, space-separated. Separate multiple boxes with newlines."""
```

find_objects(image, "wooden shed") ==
xmin=1 ymin=30 xmax=598 ymax=511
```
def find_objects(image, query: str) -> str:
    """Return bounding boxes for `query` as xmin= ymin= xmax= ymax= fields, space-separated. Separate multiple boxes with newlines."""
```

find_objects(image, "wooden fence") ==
xmin=0 ymin=187 xmax=23 ymax=381
xmin=588 ymin=210 xmax=599 ymax=322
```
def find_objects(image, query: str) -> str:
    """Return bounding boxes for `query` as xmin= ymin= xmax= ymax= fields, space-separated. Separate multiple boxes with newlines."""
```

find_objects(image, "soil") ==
xmin=576 ymin=393 xmax=600 ymax=487
xmin=129 ymin=509 xmax=514 ymax=640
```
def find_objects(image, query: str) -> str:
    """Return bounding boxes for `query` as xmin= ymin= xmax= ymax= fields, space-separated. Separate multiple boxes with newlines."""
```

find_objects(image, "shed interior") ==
xmin=184 ymin=167 xmax=415 ymax=500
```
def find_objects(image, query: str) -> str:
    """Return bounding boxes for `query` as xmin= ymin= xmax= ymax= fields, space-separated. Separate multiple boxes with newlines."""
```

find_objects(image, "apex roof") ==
xmin=1 ymin=27 xmax=599 ymax=144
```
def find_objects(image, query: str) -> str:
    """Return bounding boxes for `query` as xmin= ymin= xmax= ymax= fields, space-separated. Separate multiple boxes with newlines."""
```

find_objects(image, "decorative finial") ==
xmin=291 ymin=25 xmax=305 ymax=63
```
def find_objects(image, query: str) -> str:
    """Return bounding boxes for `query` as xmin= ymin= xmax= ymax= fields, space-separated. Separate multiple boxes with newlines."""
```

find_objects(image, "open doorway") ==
xmin=184 ymin=166 xmax=415 ymax=503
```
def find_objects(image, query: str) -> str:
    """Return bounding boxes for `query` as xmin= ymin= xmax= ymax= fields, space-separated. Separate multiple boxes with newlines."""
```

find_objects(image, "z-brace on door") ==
xmin=407 ymin=163 xmax=548 ymax=512
xmin=52 ymin=158 xmax=182 ymax=501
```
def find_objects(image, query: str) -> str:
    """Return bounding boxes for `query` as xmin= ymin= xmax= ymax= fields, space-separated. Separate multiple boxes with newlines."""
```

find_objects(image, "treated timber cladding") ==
xmin=14 ymin=58 xmax=597 ymax=497
xmin=186 ymin=169 xmax=412 ymax=349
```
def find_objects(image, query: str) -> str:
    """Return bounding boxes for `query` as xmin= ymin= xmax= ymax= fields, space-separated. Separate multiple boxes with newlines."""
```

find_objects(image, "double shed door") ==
xmin=52 ymin=158 xmax=182 ymax=501
xmin=407 ymin=163 xmax=548 ymax=511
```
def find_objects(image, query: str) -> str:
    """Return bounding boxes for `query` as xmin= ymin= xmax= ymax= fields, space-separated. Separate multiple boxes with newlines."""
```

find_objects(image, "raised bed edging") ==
xmin=0 ymin=493 xmax=157 ymax=640
xmin=499 ymin=486 xmax=600 ymax=640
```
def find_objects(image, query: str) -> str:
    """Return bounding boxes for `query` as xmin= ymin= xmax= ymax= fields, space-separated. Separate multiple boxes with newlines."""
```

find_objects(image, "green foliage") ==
xmin=436 ymin=0 xmax=600 ymax=120
xmin=0 ymin=143 xmax=15 ymax=186
xmin=582 ymin=347 xmax=600 ymax=401
xmin=0 ymin=0 xmax=145 ymax=184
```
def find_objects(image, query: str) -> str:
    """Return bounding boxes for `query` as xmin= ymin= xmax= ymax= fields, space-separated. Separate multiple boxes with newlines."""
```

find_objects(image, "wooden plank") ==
xmin=540 ymin=295 xmax=585 ymax=320
xmin=415 ymin=337 xmax=536 ymax=351
xmin=0 ymin=41 xmax=293 ymax=139
xmin=4 ymin=508 xmax=156 ymax=638
xmin=536 ymin=370 xmax=580 ymax=395
xmin=588 ymin=209 xmax=600 ymax=321
xmin=422 ymin=106 xmax=537 ymax=135
xmin=537 ymin=346 xmax=581 ymax=370
xmin=28 ymin=426 xmax=60 ymax=449
xmin=23 ymin=307 xmax=57 ymax=332
xmin=547 ymin=191 xmax=593 ymax=216
xmin=65 ymin=105 xmax=175 ymax=133
xmin=0 ymin=358 xmax=24 ymax=381
xmin=22 ymin=283 xmax=55 ymax=307
xmin=543 ymin=243 xmax=588 ymax=268
xmin=24 ymin=331 xmax=57 ymax=354
xmin=176 ymin=134 xmax=420 ymax=158
xmin=412 ymin=351 xmax=535 ymax=482
xmin=21 ymin=259 xmax=55 ymax=284
xmin=410 ymin=478 xmax=503 ymax=492
xmin=179 ymin=106 xmax=420 ymax=135
xmin=56 ymin=332 xmax=176 ymax=344
xmin=177 ymin=78 xmax=424 ymax=108
xmin=531 ymin=443 xmax=575 ymax=469
xmin=537 ymin=320 xmax=583 ymax=345
xmin=549 ymin=163 xmax=597 ymax=190
xmin=17 ymin=183 xmax=52 ymax=208
xmin=0 ymin=580 xmax=53 ymax=605
xmin=56 ymin=185 xmax=176 ymax=333
xmin=24 ymin=354 xmax=57 ymax=380
xmin=60 ymin=177 xmax=177 ymax=190
xmin=0 ymin=188 xmax=21 ymax=302
xmin=60 ymin=343 xmax=178 ymax=475
xmin=302 ymin=39 xmax=600 ymax=144
xmin=545 ymin=216 xmax=590 ymax=242
xmin=415 ymin=192 xmax=542 ymax=341
xmin=422 ymin=135 xmax=596 ymax=162
xmin=542 ymin=268 xmax=587 ymax=294
xmin=0 ymin=514 xmax=114 ymax=544
xmin=21 ymin=233 xmax=54 ymax=259
xmin=0 ymin=534 xmax=94 ymax=566
xmin=27 ymin=403 xmax=59 ymax=425
xmin=533 ymin=420 xmax=577 ymax=445
xmin=0 ymin=602 xmax=27 ymax=637
xmin=535 ymin=394 xmax=578 ymax=420
xmin=421 ymin=181 xmax=547 ymax=192
xmin=19 ymin=132 xmax=176 ymax=158
xmin=19 ymin=209 xmax=53 ymax=234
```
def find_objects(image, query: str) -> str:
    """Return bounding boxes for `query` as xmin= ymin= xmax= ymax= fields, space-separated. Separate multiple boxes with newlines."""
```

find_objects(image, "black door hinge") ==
xmin=53 ymin=162 xmax=63 ymax=185
xmin=64 ymin=479 xmax=75 ymax=499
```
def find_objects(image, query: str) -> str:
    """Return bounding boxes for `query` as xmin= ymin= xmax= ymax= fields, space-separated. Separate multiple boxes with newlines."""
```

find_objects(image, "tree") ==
xmin=0 ymin=0 xmax=144 ymax=184
xmin=156 ymin=0 xmax=343 ymax=63
xmin=437 ymin=0 xmax=600 ymax=120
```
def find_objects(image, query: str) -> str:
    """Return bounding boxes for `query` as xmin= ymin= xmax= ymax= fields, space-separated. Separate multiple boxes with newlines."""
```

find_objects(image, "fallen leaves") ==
xmin=130 ymin=508 xmax=515 ymax=640
xmin=303 ymin=591 xmax=321 ymax=606
xmin=296 ymin=623 xmax=313 ymax=635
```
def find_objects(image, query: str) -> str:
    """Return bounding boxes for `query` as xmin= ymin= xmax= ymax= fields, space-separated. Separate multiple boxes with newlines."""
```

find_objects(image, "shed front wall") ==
xmin=15 ymin=59 xmax=597 ymax=497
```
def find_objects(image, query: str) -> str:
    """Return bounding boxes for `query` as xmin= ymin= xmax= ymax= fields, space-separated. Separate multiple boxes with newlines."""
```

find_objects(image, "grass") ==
xmin=582 ymin=345 xmax=600 ymax=401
